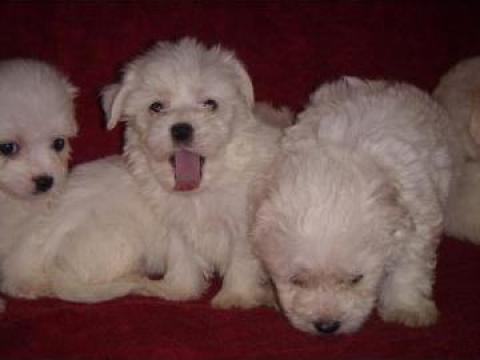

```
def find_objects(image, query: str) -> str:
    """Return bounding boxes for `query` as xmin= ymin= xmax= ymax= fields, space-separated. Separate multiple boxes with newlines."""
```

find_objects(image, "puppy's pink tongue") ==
xmin=173 ymin=149 xmax=202 ymax=191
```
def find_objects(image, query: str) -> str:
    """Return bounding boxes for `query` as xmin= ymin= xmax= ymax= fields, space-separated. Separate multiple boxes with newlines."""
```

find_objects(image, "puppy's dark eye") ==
xmin=290 ymin=275 xmax=308 ymax=288
xmin=350 ymin=274 xmax=363 ymax=286
xmin=203 ymin=99 xmax=218 ymax=111
xmin=52 ymin=138 xmax=65 ymax=152
xmin=149 ymin=101 xmax=165 ymax=113
xmin=0 ymin=142 xmax=20 ymax=157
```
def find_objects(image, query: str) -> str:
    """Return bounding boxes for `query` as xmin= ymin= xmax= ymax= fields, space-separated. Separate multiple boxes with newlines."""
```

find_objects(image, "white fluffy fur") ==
xmin=253 ymin=78 xmax=458 ymax=334
xmin=2 ymin=39 xmax=283 ymax=308
xmin=434 ymin=57 xmax=480 ymax=244
xmin=0 ymin=59 xmax=77 ymax=311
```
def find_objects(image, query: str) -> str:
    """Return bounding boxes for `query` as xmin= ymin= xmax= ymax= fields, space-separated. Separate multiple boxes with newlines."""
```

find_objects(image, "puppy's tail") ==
xmin=445 ymin=161 xmax=480 ymax=245
xmin=254 ymin=102 xmax=295 ymax=128
xmin=50 ymin=268 xmax=148 ymax=303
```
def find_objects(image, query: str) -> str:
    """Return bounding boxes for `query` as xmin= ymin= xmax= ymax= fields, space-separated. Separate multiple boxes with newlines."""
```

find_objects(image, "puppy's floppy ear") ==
xmin=233 ymin=60 xmax=254 ymax=109
xmin=101 ymin=82 xmax=131 ymax=130
xmin=222 ymin=51 xmax=254 ymax=109
xmin=65 ymin=83 xmax=79 ymax=136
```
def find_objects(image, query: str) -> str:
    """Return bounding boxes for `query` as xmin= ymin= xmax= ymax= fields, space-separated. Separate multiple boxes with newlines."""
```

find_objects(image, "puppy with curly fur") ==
xmin=0 ymin=59 xmax=78 ymax=311
xmin=2 ymin=39 xmax=285 ymax=308
xmin=253 ymin=77 xmax=458 ymax=334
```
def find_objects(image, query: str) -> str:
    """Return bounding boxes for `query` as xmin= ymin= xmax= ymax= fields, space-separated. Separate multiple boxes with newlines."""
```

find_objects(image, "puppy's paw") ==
xmin=137 ymin=280 xmax=203 ymax=301
xmin=2 ymin=278 xmax=49 ymax=299
xmin=380 ymin=298 xmax=438 ymax=327
xmin=211 ymin=290 xmax=257 ymax=309
xmin=211 ymin=284 xmax=276 ymax=309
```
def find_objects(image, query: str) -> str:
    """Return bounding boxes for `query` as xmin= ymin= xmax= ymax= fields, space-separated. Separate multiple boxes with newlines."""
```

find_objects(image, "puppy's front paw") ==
xmin=211 ymin=290 xmax=256 ymax=309
xmin=137 ymin=279 xmax=204 ymax=301
xmin=2 ymin=279 xmax=49 ymax=300
xmin=211 ymin=284 xmax=275 ymax=309
xmin=380 ymin=298 xmax=438 ymax=327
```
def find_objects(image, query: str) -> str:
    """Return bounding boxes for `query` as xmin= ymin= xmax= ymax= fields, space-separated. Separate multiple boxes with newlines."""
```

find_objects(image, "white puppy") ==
xmin=102 ymin=38 xmax=282 ymax=308
xmin=2 ymin=39 xmax=283 ymax=308
xmin=434 ymin=57 xmax=480 ymax=244
xmin=0 ymin=59 xmax=77 ymax=311
xmin=253 ymin=78 xmax=458 ymax=334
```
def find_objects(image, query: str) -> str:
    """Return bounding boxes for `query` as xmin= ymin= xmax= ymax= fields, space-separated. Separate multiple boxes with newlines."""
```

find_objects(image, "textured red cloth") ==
xmin=1 ymin=2 xmax=480 ymax=359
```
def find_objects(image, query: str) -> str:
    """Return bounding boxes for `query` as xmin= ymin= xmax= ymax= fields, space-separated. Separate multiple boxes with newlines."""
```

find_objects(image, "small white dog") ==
xmin=2 ymin=39 xmax=284 ymax=308
xmin=253 ymin=77 xmax=458 ymax=334
xmin=434 ymin=57 xmax=480 ymax=245
xmin=0 ymin=59 xmax=78 ymax=311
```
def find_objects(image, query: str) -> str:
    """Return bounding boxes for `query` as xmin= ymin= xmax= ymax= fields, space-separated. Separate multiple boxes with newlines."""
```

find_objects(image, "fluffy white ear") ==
xmin=223 ymin=53 xmax=254 ymax=109
xmin=234 ymin=60 xmax=254 ymax=109
xmin=101 ymin=82 xmax=131 ymax=130
xmin=65 ymin=83 xmax=79 ymax=136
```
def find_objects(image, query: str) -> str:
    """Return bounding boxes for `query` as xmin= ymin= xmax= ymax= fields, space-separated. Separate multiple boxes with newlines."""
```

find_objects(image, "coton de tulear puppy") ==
xmin=434 ymin=57 xmax=480 ymax=245
xmin=2 ymin=38 xmax=283 ymax=308
xmin=253 ymin=78 xmax=458 ymax=334
xmin=102 ymin=38 xmax=283 ymax=308
xmin=0 ymin=59 xmax=78 ymax=311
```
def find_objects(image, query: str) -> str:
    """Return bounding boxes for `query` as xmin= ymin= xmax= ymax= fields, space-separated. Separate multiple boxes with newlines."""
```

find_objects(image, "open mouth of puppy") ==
xmin=169 ymin=149 xmax=206 ymax=192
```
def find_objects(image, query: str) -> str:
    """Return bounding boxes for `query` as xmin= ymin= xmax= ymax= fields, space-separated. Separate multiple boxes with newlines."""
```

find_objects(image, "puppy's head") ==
xmin=253 ymin=148 xmax=411 ymax=335
xmin=102 ymin=37 xmax=254 ymax=192
xmin=0 ymin=59 xmax=78 ymax=201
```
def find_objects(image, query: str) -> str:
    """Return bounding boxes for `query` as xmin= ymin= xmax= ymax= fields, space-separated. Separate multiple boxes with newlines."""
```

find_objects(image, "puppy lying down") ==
xmin=0 ymin=59 xmax=78 ymax=311
xmin=253 ymin=77 xmax=458 ymax=334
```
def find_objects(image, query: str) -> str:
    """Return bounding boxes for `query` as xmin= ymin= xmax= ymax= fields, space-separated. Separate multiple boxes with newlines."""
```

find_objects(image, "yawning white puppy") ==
xmin=2 ymin=39 xmax=283 ymax=308
xmin=0 ymin=59 xmax=78 ymax=310
xmin=103 ymin=38 xmax=282 ymax=308
xmin=253 ymin=77 xmax=458 ymax=334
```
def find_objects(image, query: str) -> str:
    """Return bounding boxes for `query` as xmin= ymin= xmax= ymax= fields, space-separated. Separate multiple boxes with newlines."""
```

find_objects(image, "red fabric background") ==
xmin=1 ymin=2 xmax=480 ymax=359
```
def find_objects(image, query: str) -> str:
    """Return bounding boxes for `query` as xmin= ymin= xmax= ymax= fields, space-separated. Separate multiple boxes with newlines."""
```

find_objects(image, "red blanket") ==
xmin=1 ymin=2 xmax=480 ymax=359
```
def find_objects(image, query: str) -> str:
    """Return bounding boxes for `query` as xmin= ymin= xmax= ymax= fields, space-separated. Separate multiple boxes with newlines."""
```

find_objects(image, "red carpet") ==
xmin=1 ymin=2 xmax=480 ymax=359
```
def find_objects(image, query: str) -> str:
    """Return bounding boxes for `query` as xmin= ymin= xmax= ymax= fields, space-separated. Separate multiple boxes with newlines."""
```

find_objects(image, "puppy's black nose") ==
xmin=314 ymin=320 xmax=340 ymax=334
xmin=171 ymin=123 xmax=194 ymax=143
xmin=33 ymin=175 xmax=54 ymax=193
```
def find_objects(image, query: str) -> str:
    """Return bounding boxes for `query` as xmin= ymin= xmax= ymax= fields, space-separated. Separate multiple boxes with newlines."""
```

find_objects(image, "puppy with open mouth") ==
xmin=0 ymin=59 xmax=78 ymax=310
xmin=2 ymin=39 xmax=285 ymax=308
xmin=102 ymin=38 xmax=283 ymax=308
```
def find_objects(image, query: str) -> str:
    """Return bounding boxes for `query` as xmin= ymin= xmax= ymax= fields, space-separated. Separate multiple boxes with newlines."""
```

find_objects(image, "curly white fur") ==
xmin=253 ymin=78 xmax=458 ymax=334
xmin=434 ymin=57 xmax=480 ymax=244
xmin=2 ymin=39 xmax=283 ymax=308
xmin=0 ymin=59 xmax=77 ymax=311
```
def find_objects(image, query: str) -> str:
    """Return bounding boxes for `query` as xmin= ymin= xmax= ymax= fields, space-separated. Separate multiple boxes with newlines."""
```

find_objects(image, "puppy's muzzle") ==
xmin=171 ymin=122 xmax=194 ymax=144
xmin=33 ymin=174 xmax=54 ymax=194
